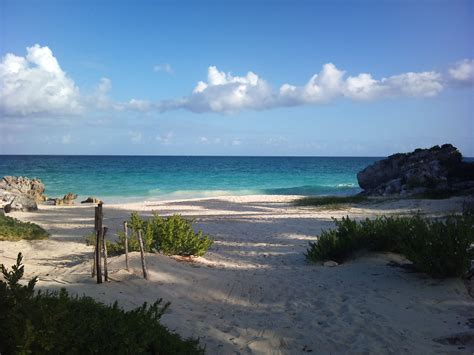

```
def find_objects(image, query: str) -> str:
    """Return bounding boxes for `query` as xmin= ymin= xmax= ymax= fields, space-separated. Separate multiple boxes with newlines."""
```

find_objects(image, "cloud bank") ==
xmin=1 ymin=45 xmax=473 ymax=117
xmin=162 ymin=63 xmax=451 ymax=113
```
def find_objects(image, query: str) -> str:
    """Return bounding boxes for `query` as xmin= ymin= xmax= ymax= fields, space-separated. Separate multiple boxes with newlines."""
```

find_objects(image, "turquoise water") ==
xmin=0 ymin=156 xmax=380 ymax=202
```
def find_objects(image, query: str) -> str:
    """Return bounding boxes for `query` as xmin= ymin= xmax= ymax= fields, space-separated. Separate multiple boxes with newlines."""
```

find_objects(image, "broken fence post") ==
xmin=103 ymin=226 xmax=109 ymax=282
xmin=137 ymin=229 xmax=148 ymax=280
xmin=124 ymin=221 xmax=129 ymax=271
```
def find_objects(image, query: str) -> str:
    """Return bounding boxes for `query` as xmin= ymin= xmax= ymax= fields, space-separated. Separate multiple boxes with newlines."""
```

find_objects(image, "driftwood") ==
xmin=137 ymin=229 xmax=148 ymax=280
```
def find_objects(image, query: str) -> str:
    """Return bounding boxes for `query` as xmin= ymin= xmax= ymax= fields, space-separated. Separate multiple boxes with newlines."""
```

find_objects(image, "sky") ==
xmin=0 ymin=0 xmax=473 ymax=156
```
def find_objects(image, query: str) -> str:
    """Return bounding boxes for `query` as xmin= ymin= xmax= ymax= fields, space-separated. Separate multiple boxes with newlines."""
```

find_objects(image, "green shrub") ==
xmin=306 ymin=215 xmax=474 ymax=278
xmin=151 ymin=214 xmax=213 ymax=257
xmin=0 ymin=253 xmax=204 ymax=354
xmin=294 ymin=195 xmax=368 ymax=207
xmin=88 ymin=212 xmax=213 ymax=257
xmin=0 ymin=214 xmax=49 ymax=241
xmin=401 ymin=216 xmax=474 ymax=278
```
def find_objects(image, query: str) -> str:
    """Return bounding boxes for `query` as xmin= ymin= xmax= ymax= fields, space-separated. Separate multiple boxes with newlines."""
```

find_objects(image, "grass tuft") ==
xmin=0 ymin=214 xmax=49 ymax=241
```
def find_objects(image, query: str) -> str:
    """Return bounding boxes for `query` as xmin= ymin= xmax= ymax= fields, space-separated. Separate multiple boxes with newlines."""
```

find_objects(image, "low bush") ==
xmin=306 ymin=215 xmax=474 ymax=278
xmin=0 ymin=253 xmax=204 ymax=354
xmin=294 ymin=195 xmax=368 ymax=207
xmin=0 ymin=214 xmax=49 ymax=241
xmin=87 ymin=212 xmax=213 ymax=257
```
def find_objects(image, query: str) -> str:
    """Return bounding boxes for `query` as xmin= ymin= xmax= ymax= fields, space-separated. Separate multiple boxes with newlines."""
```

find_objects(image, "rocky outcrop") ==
xmin=52 ymin=192 xmax=78 ymax=206
xmin=0 ymin=176 xmax=46 ymax=212
xmin=81 ymin=196 xmax=102 ymax=204
xmin=357 ymin=144 xmax=474 ymax=196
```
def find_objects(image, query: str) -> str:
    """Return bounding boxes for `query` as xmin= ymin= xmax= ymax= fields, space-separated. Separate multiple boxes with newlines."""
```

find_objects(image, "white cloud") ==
xmin=156 ymin=131 xmax=173 ymax=144
xmin=159 ymin=63 xmax=452 ymax=113
xmin=129 ymin=131 xmax=142 ymax=144
xmin=0 ymin=44 xmax=83 ymax=117
xmin=448 ymin=59 xmax=474 ymax=84
xmin=153 ymin=63 xmax=173 ymax=74
xmin=160 ymin=66 xmax=274 ymax=113
xmin=231 ymin=139 xmax=242 ymax=146
xmin=198 ymin=136 xmax=209 ymax=144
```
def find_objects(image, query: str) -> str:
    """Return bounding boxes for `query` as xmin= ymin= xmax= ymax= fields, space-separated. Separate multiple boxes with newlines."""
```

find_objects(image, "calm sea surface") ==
xmin=0 ymin=156 xmax=381 ymax=203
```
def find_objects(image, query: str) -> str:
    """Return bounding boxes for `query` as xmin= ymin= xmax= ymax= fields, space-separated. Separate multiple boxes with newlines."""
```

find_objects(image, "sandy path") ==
xmin=1 ymin=195 xmax=473 ymax=354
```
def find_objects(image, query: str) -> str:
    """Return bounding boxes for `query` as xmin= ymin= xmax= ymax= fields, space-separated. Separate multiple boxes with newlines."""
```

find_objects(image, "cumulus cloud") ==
xmin=160 ymin=63 xmax=454 ymax=113
xmin=159 ymin=66 xmax=274 ymax=113
xmin=0 ymin=44 xmax=83 ymax=117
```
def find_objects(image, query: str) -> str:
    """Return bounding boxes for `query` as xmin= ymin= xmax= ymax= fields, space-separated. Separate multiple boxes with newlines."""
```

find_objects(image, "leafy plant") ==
xmin=0 ymin=214 xmax=49 ymax=241
xmin=0 ymin=253 xmax=204 ymax=354
xmin=87 ymin=212 xmax=213 ymax=257
xmin=306 ymin=215 xmax=474 ymax=278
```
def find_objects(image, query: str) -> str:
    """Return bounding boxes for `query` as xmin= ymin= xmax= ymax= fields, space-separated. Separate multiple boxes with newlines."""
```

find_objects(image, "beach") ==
xmin=1 ymin=194 xmax=473 ymax=354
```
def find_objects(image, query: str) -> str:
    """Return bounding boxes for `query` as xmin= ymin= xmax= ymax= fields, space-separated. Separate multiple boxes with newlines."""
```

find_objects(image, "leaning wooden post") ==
xmin=102 ymin=226 xmax=109 ymax=282
xmin=95 ymin=203 xmax=103 ymax=284
xmin=137 ymin=229 xmax=148 ymax=280
xmin=123 ymin=221 xmax=129 ymax=271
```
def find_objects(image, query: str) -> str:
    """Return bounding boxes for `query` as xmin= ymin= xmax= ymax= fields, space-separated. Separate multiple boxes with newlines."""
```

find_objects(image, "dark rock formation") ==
xmin=0 ymin=176 xmax=46 ymax=212
xmin=81 ymin=196 xmax=102 ymax=204
xmin=357 ymin=144 xmax=474 ymax=196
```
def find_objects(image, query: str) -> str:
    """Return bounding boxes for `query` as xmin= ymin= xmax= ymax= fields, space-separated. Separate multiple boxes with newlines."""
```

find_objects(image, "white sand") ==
xmin=1 ymin=195 xmax=473 ymax=353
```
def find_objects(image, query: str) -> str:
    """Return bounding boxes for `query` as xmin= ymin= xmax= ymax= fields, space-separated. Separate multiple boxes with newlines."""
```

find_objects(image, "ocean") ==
xmin=0 ymin=155 xmax=381 ymax=203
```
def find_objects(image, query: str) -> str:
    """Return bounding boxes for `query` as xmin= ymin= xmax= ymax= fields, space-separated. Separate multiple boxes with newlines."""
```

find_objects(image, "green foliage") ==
xmin=0 ymin=214 xmax=49 ymax=241
xmin=151 ymin=214 xmax=213 ymax=256
xmin=88 ymin=212 xmax=213 ymax=257
xmin=0 ymin=254 xmax=204 ymax=354
xmin=401 ymin=216 xmax=474 ymax=278
xmin=294 ymin=195 xmax=368 ymax=207
xmin=306 ymin=215 xmax=474 ymax=278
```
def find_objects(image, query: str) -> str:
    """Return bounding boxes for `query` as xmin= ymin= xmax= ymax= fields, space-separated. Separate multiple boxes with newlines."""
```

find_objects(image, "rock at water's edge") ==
xmin=357 ymin=144 xmax=474 ymax=196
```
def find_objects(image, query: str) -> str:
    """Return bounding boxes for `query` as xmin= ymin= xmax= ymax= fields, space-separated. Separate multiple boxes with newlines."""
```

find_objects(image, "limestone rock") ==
xmin=0 ymin=176 xmax=45 ymax=212
xmin=323 ymin=260 xmax=339 ymax=267
xmin=53 ymin=192 xmax=78 ymax=206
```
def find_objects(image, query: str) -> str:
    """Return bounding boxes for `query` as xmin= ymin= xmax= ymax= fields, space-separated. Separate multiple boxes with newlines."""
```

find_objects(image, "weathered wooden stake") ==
xmin=103 ymin=226 xmax=109 ymax=282
xmin=123 ymin=221 xmax=129 ymax=271
xmin=91 ymin=244 xmax=96 ymax=277
xmin=137 ymin=229 xmax=148 ymax=280
xmin=95 ymin=203 xmax=103 ymax=284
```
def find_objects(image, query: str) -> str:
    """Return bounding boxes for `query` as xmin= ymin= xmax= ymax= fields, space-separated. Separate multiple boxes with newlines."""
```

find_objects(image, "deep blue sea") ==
xmin=0 ymin=156 xmax=381 ymax=203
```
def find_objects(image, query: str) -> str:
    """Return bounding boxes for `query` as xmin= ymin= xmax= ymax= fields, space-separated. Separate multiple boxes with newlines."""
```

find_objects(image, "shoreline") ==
xmin=1 ymin=194 xmax=473 ymax=353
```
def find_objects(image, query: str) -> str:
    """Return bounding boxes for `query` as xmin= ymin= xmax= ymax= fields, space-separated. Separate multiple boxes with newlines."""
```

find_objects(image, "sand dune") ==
xmin=1 ymin=195 xmax=473 ymax=354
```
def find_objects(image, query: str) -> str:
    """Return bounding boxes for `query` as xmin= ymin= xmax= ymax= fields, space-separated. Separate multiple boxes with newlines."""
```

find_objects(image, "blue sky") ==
xmin=0 ymin=0 xmax=473 ymax=156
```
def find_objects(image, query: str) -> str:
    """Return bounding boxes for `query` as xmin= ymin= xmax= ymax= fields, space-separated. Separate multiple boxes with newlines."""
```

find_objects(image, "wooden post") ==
xmin=102 ymin=226 xmax=109 ymax=282
xmin=95 ymin=203 xmax=103 ymax=284
xmin=137 ymin=229 xmax=148 ymax=280
xmin=123 ymin=221 xmax=129 ymax=271
xmin=91 ymin=244 xmax=96 ymax=277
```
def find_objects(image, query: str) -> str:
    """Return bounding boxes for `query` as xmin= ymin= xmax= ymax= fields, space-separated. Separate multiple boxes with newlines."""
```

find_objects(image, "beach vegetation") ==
xmin=306 ymin=215 xmax=474 ymax=278
xmin=86 ymin=212 xmax=213 ymax=257
xmin=0 ymin=253 xmax=204 ymax=354
xmin=0 ymin=214 xmax=49 ymax=241
xmin=294 ymin=195 xmax=368 ymax=207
